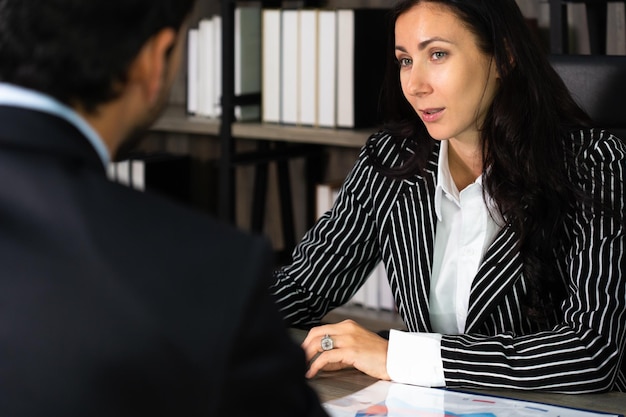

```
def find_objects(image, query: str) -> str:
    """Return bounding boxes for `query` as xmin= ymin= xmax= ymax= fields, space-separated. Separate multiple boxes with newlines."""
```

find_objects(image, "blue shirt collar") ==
xmin=0 ymin=83 xmax=110 ymax=167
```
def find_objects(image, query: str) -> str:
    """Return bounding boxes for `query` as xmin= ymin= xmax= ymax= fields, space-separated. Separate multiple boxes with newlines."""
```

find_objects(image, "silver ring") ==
xmin=321 ymin=334 xmax=334 ymax=351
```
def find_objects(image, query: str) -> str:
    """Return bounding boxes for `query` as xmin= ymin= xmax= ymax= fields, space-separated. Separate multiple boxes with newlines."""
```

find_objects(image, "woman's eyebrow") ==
xmin=417 ymin=36 xmax=454 ymax=50
xmin=395 ymin=36 xmax=454 ymax=52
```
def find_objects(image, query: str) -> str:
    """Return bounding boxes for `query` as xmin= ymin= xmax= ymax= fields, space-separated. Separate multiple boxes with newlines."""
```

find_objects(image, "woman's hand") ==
xmin=301 ymin=319 xmax=391 ymax=380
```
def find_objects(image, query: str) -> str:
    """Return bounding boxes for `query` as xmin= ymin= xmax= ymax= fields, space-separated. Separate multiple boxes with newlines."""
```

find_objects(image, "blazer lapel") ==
xmin=384 ymin=149 xmax=439 ymax=333
xmin=465 ymin=225 xmax=523 ymax=333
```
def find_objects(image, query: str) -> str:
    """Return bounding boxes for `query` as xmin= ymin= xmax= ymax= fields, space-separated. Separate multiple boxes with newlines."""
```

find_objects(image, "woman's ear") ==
xmin=128 ymin=28 xmax=177 ymax=105
xmin=503 ymin=38 xmax=516 ymax=69
xmin=494 ymin=39 xmax=516 ymax=80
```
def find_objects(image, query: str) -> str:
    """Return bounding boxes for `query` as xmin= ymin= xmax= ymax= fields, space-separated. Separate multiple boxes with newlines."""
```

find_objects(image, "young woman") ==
xmin=270 ymin=0 xmax=626 ymax=393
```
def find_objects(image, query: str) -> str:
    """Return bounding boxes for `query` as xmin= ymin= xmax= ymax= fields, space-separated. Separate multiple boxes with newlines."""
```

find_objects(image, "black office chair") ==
xmin=549 ymin=54 xmax=626 ymax=141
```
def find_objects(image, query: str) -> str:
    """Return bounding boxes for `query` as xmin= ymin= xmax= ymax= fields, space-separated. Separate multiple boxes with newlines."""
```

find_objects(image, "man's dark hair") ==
xmin=0 ymin=0 xmax=196 ymax=112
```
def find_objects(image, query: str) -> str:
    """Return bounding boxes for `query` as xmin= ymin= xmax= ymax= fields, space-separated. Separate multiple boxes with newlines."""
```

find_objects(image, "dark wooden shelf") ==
xmin=151 ymin=105 xmax=372 ymax=149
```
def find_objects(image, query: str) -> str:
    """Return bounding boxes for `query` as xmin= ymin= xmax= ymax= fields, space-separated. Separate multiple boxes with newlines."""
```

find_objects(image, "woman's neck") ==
xmin=447 ymin=139 xmax=484 ymax=191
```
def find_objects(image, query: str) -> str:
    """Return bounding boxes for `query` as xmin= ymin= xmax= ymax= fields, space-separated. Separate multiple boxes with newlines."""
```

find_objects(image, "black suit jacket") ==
xmin=0 ymin=105 xmax=328 ymax=417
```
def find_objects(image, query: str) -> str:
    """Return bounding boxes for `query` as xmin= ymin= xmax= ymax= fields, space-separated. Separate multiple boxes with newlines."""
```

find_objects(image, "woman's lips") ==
xmin=420 ymin=108 xmax=444 ymax=123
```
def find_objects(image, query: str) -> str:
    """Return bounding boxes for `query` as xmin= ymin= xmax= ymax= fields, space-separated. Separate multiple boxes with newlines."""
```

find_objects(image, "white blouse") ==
xmin=387 ymin=140 xmax=502 ymax=386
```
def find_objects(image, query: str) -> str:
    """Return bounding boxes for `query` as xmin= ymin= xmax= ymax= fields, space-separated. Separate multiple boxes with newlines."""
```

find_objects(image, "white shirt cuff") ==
xmin=386 ymin=329 xmax=446 ymax=387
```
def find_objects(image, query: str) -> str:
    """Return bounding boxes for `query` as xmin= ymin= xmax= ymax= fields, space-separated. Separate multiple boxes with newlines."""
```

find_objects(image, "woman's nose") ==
xmin=405 ymin=66 xmax=430 ymax=96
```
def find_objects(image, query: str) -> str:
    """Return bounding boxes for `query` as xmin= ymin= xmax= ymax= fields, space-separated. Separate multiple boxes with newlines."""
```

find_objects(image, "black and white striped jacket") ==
xmin=271 ymin=128 xmax=626 ymax=393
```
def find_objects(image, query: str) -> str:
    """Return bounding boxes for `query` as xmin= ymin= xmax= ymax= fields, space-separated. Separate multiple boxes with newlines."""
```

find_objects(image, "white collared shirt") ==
xmin=387 ymin=140 xmax=503 ymax=387
xmin=0 ymin=82 xmax=110 ymax=167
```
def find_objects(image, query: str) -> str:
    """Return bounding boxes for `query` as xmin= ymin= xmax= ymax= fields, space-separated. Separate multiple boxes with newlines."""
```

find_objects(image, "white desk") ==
xmin=308 ymin=367 xmax=626 ymax=414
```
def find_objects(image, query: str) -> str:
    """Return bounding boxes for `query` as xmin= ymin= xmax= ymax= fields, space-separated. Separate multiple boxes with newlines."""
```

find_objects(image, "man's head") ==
xmin=0 ymin=0 xmax=196 ymax=113
xmin=0 ymin=0 xmax=197 ymax=160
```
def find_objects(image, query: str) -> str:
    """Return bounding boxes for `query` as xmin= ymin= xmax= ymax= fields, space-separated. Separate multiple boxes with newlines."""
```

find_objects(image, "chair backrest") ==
xmin=549 ymin=54 xmax=626 ymax=141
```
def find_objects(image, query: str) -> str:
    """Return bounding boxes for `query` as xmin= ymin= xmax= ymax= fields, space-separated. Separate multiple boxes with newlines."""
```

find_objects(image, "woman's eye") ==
xmin=397 ymin=57 xmax=412 ymax=67
xmin=431 ymin=51 xmax=447 ymax=60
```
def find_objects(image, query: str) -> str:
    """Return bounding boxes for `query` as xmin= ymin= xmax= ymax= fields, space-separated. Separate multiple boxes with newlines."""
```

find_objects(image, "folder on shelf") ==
xmin=197 ymin=17 xmax=217 ymax=118
xmin=298 ymin=9 xmax=318 ymax=127
xmin=317 ymin=10 xmax=337 ymax=128
xmin=186 ymin=28 xmax=199 ymax=115
xmin=235 ymin=5 xmax=262 ymax=121
xmin=336 ymin=8 xmax=388 ymax=129
xmin=212 ymin=15 xmax=222 ymax=118
xmin=262 ymin=8 xmax=282 ymax=124
xmin=280 ymin=9 xmax=299 ymax=125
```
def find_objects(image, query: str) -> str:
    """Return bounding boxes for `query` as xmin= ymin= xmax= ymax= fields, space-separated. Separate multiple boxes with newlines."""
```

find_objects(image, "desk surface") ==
xmin=308 ymin=367 xmax=626 ymax=414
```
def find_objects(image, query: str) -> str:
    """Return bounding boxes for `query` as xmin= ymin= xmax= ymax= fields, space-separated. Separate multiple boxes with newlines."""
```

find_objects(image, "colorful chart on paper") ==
xmin=323 ymin=381 xmax=621 ymax=417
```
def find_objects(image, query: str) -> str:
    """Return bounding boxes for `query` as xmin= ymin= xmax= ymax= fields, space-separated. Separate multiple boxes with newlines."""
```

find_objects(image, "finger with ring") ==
xmin=321 ymin=334 xmax=334 ymax=351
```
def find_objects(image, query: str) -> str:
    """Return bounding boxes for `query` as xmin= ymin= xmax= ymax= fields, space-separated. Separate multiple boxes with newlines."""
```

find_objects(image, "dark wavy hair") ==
xmin=374 ymin=0 xmax=596 ymax=322
xmin=0 ymin=0 xmax=196 ymax=112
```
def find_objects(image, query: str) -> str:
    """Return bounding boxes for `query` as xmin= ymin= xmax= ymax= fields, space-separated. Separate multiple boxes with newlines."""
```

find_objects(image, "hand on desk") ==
xmin=302 ymin=319 xmax=391 ymax=381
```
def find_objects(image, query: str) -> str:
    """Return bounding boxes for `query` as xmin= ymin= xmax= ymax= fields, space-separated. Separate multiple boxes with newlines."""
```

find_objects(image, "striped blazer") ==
xmin=271 ymin=128 xmax=626 ymax=393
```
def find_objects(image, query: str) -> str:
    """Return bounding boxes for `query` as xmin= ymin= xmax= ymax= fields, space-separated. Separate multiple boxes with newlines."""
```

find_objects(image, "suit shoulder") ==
xmin=98 ymin=179 xmax=273 ymax=278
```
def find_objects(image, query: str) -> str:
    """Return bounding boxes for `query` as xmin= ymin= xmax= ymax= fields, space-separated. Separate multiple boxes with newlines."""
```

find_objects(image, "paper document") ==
xmin=323 ymin=381 xmax=622 ymax=417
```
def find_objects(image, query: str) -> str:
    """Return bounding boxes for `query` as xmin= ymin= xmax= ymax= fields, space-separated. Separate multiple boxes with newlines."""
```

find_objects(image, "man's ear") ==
xmin=128 ymin=28 xmax=177 ymax=105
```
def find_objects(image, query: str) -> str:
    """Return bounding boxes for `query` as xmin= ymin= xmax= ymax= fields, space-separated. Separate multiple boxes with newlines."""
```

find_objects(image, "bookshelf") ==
xmin=215 ymin=0 xmax=388 ymax=225
xmin=149 ymin=0 xmax=402 ymax=329
xmin=150 ymin=0 xmax=389 ymax=253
